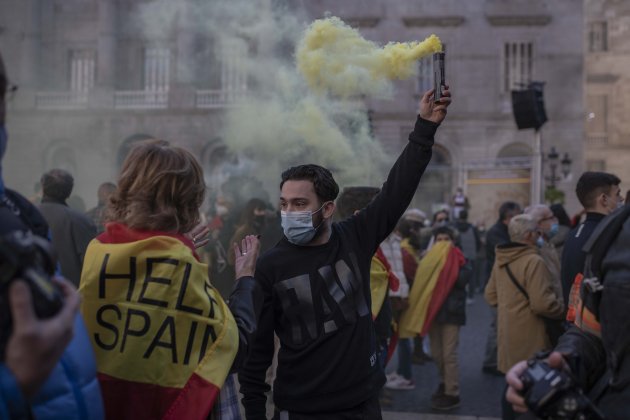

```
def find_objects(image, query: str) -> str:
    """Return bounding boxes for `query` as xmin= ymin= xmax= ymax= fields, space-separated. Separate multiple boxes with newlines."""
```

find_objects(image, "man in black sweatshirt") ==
xmin=560 ymin=171 xmax=621 ymax=306
xmin=238 ymin=88 xmax=451 ymax=419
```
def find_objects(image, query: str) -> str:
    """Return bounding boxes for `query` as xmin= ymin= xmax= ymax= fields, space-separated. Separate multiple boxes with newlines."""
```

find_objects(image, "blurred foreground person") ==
xmin=38 ymin=169 xmax=97 ymax=286
xmin=79 ymin=140 xmax=263 ymax=419
xmin=239 ymin=88 xmax=451 ymax=420
xmin=506 ymin=204 xmax=630 ymax=419
xmin=0 ymin=51 xmax=103 ymax=419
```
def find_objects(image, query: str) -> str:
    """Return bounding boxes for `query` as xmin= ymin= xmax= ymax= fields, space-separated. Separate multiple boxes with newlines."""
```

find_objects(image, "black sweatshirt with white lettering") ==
xmin=238 ymin=116 xmax=439 ymax=417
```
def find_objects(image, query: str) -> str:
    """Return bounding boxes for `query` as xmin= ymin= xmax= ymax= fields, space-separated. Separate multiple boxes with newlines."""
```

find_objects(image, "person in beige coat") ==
xmin=484 ymin=214 xmax=564 ymax=375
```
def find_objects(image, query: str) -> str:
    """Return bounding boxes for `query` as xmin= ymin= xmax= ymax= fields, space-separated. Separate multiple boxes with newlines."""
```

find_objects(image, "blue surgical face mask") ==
xmin=548 ymin=222 xmax=559 ymax=238
xmin=281 ymin=203 xmax=327 ymax=245
xmin=536 ymin=235 xmax=545 ymax=248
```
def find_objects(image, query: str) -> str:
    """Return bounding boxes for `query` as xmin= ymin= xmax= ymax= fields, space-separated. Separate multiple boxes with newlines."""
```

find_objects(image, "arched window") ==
xmin=44 ymin=139 xmax=77 ymax=176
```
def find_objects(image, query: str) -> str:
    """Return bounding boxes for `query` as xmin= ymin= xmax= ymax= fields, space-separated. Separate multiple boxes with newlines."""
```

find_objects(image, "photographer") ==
xmin=506 ymin=205 xmax=630 ymax=419
xmin=0 ymin=52 xmax=104 ymax=418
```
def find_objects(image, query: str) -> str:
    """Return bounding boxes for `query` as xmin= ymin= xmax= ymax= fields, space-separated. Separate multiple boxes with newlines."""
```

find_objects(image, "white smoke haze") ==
xmin=137 ymin=0 xmax=390 ymax=203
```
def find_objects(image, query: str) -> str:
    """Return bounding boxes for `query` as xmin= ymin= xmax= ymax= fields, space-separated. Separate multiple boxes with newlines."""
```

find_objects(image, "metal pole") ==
xmin=531 ymin=129 xmax=542 ymax=205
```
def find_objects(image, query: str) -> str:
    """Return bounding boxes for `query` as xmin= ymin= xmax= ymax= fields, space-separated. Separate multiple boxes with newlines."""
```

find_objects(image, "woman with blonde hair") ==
xmin=79 ymin=139 xmax=263 ymax=420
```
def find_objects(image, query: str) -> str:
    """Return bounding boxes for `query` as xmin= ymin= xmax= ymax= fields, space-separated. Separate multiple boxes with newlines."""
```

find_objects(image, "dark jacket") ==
xmin=556 ymin=209 xmax=630 ymax=419
xmin=0 ymin=189 xmax=103 ymax=420
xmin=239 ymin=117 xmax=439 ymax=418
xmin=485 ymin=220 xmax=510 ymax=280
xmin=560 ymin=212 xmax=606 ymax=306
xmin=38 ymin=198 xmax=97 ymax=286
xmin=434 ymin=260 xmax=471 ymax=326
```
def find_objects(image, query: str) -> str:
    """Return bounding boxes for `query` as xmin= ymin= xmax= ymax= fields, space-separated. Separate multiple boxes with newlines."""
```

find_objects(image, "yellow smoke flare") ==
xmin=297 ymin=16 xmax=442 ymax=97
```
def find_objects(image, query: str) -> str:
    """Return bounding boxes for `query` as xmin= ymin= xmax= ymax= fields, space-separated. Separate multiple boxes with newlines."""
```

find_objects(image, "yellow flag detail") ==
xmin=398 ymin=241 xmax=450 ymax=338
xmin=79 ymin=236 xmax=238 ymax=389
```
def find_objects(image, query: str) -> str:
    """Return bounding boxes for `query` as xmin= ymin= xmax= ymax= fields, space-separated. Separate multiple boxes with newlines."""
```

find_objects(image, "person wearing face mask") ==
xmin=484 ymin=214 xmax=564 ymax=419
xmin=524 ymin=204 xmax=563 ymax=298
xmin=239 ymin=87 xmax=452 ymax=420
xmin=560 ymin=171 xmax=621 ymax=307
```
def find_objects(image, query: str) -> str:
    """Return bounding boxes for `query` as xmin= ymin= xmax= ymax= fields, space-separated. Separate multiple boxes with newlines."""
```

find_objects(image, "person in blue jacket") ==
xmin=0 ymin=51 xmax=104 ymax=419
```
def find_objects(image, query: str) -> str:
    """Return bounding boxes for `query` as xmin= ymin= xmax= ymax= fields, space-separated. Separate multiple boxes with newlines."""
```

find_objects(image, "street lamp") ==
xmin=561 ymin=153 xmax=572 ymax=178
xmin=545 ymin=147 xmax=572 ymax=188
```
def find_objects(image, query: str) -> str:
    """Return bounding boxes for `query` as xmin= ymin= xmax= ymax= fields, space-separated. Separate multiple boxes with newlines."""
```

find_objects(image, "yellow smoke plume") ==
xmin=297 ymin=16 xmax=442 ymax=97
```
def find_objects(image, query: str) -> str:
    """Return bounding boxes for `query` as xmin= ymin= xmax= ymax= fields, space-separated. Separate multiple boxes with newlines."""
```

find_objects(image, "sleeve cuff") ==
xmin=0 ymin=364 xmax=30 ymax=419
xmin=409 ymin=117 xmax=439 ymax=147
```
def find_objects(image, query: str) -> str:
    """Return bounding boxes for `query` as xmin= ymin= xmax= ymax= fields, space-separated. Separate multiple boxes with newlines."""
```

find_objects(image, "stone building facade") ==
xmin=585 ymin=0 xmax=630 ymax=189
xmin=0 ymin=0 xmax=584 ymax=223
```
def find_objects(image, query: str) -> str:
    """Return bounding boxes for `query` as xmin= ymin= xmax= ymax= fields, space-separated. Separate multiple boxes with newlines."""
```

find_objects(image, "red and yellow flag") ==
xmin=398 ymin=241 xmax=464 ymax=338
xmin=79 ymin=223 xmax=238 ymax=420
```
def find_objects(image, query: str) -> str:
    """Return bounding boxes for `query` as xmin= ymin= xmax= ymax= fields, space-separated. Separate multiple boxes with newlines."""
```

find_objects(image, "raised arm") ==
xmin=351 ymin=88 xmax=452 ymax=256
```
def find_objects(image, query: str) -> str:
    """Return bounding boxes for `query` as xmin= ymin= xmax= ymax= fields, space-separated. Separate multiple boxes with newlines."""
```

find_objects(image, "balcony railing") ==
xmin=114 ymin=90 xmax=169 ymax=109
xmin=587 ymin=133 xmax=608 ymax=147
xmin=195 ymin=89 xmax=247 ymax=108
xmin=36 ymin=91 xmax=88 ymax=109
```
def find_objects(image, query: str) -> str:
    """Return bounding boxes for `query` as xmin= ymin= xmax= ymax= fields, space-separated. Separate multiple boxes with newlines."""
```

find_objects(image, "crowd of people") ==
xmin=2 ymin=47 xmax=630 ymax=420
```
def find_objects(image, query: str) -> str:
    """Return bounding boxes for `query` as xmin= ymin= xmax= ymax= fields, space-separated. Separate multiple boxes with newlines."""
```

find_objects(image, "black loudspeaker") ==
xmin=511 ymin=83 xmax=548 ymax=130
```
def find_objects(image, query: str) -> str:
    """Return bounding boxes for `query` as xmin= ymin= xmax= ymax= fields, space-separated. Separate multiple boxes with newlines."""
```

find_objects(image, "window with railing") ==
xmin=588 ymin=22 xmax=608 ymax=52
xmin=144 ymin=47 xmax=171 ymax=93
xmin=196 ymin=38 xmax=248 ymax=108
xmin=69 ymin=49 xmax=95 ymax=93
xmin=503 ymin=42 xmax=533 ymax=92
xmin=114 ymin=47 xmax=171 ymax=109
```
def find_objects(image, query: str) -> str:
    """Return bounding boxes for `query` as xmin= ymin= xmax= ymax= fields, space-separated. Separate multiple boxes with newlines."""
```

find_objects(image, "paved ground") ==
xmin=383 ymin=411 xmax=499 ymax=420
xmin=383 ymin=412 xmax=499 ymax=420
xmin=383 ymin=294 xmax=506 ymax=418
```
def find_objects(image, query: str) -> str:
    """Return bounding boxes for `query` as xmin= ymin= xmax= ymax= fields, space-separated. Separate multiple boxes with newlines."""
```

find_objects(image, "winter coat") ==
xmin=0 ymin=189 xmax=103 ymax=420
xmin=556 ymin=208 xmax=630 ymax=419
xmin=484 ymin=242 xmax=564 ymax=373
xmin=38 ymin=198 xmax=97 ymax=286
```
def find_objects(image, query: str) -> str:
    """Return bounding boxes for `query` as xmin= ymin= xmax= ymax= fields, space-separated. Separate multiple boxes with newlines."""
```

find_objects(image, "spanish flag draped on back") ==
xmin=398 ymin=241 xmax=465 ymax=338
xmin=79 ymin=223 xmax=238 ymax=420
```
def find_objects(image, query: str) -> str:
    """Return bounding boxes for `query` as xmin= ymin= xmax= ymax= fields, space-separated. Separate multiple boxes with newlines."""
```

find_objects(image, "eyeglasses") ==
xmin=540 ymin=215 xmax=557 ymax=222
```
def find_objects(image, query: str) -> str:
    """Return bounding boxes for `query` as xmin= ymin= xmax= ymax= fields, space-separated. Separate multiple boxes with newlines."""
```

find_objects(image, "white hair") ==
xmin=523 ymin=204 xmax=551 ymax=224
xmin=508 ymin=214 xmax=538 ymax=243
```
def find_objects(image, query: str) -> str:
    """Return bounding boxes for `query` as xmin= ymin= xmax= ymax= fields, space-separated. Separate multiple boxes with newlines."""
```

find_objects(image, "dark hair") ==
xmin=498 ymin=201 xmax=521 ymax=222
xmin=433 ymin=225 xmax=455 ymax=240
xmin=336 ymin=186 xmax=380 ymax=219
xmin=41 ymin=169 xmax=74 ymax=201
xmin=575 ymin=171 xmax=621 ymax=209
xmin=97 ymin=182 xmax=117 ymax=205
xmin=238 ymin=197 xmax=268 ymax=226
xmin=433 ymin=209 xmax=449 ymax=223
xmin=280 ymin=164 xmax=340 ymax=204
xmin=458 ymin=209 xmax=468 ymax=221
xmin=550 ymin=204 xmax=571 ymax=227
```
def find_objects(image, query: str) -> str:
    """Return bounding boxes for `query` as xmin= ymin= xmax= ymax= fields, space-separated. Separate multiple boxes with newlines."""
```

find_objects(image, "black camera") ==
xmin=0 ymin=231 xmax=64 ymax=360
xmin=519 ymin=357 xmax=606 ymax=420
xmin=433 ymin=52 xmax=446 ymax=103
